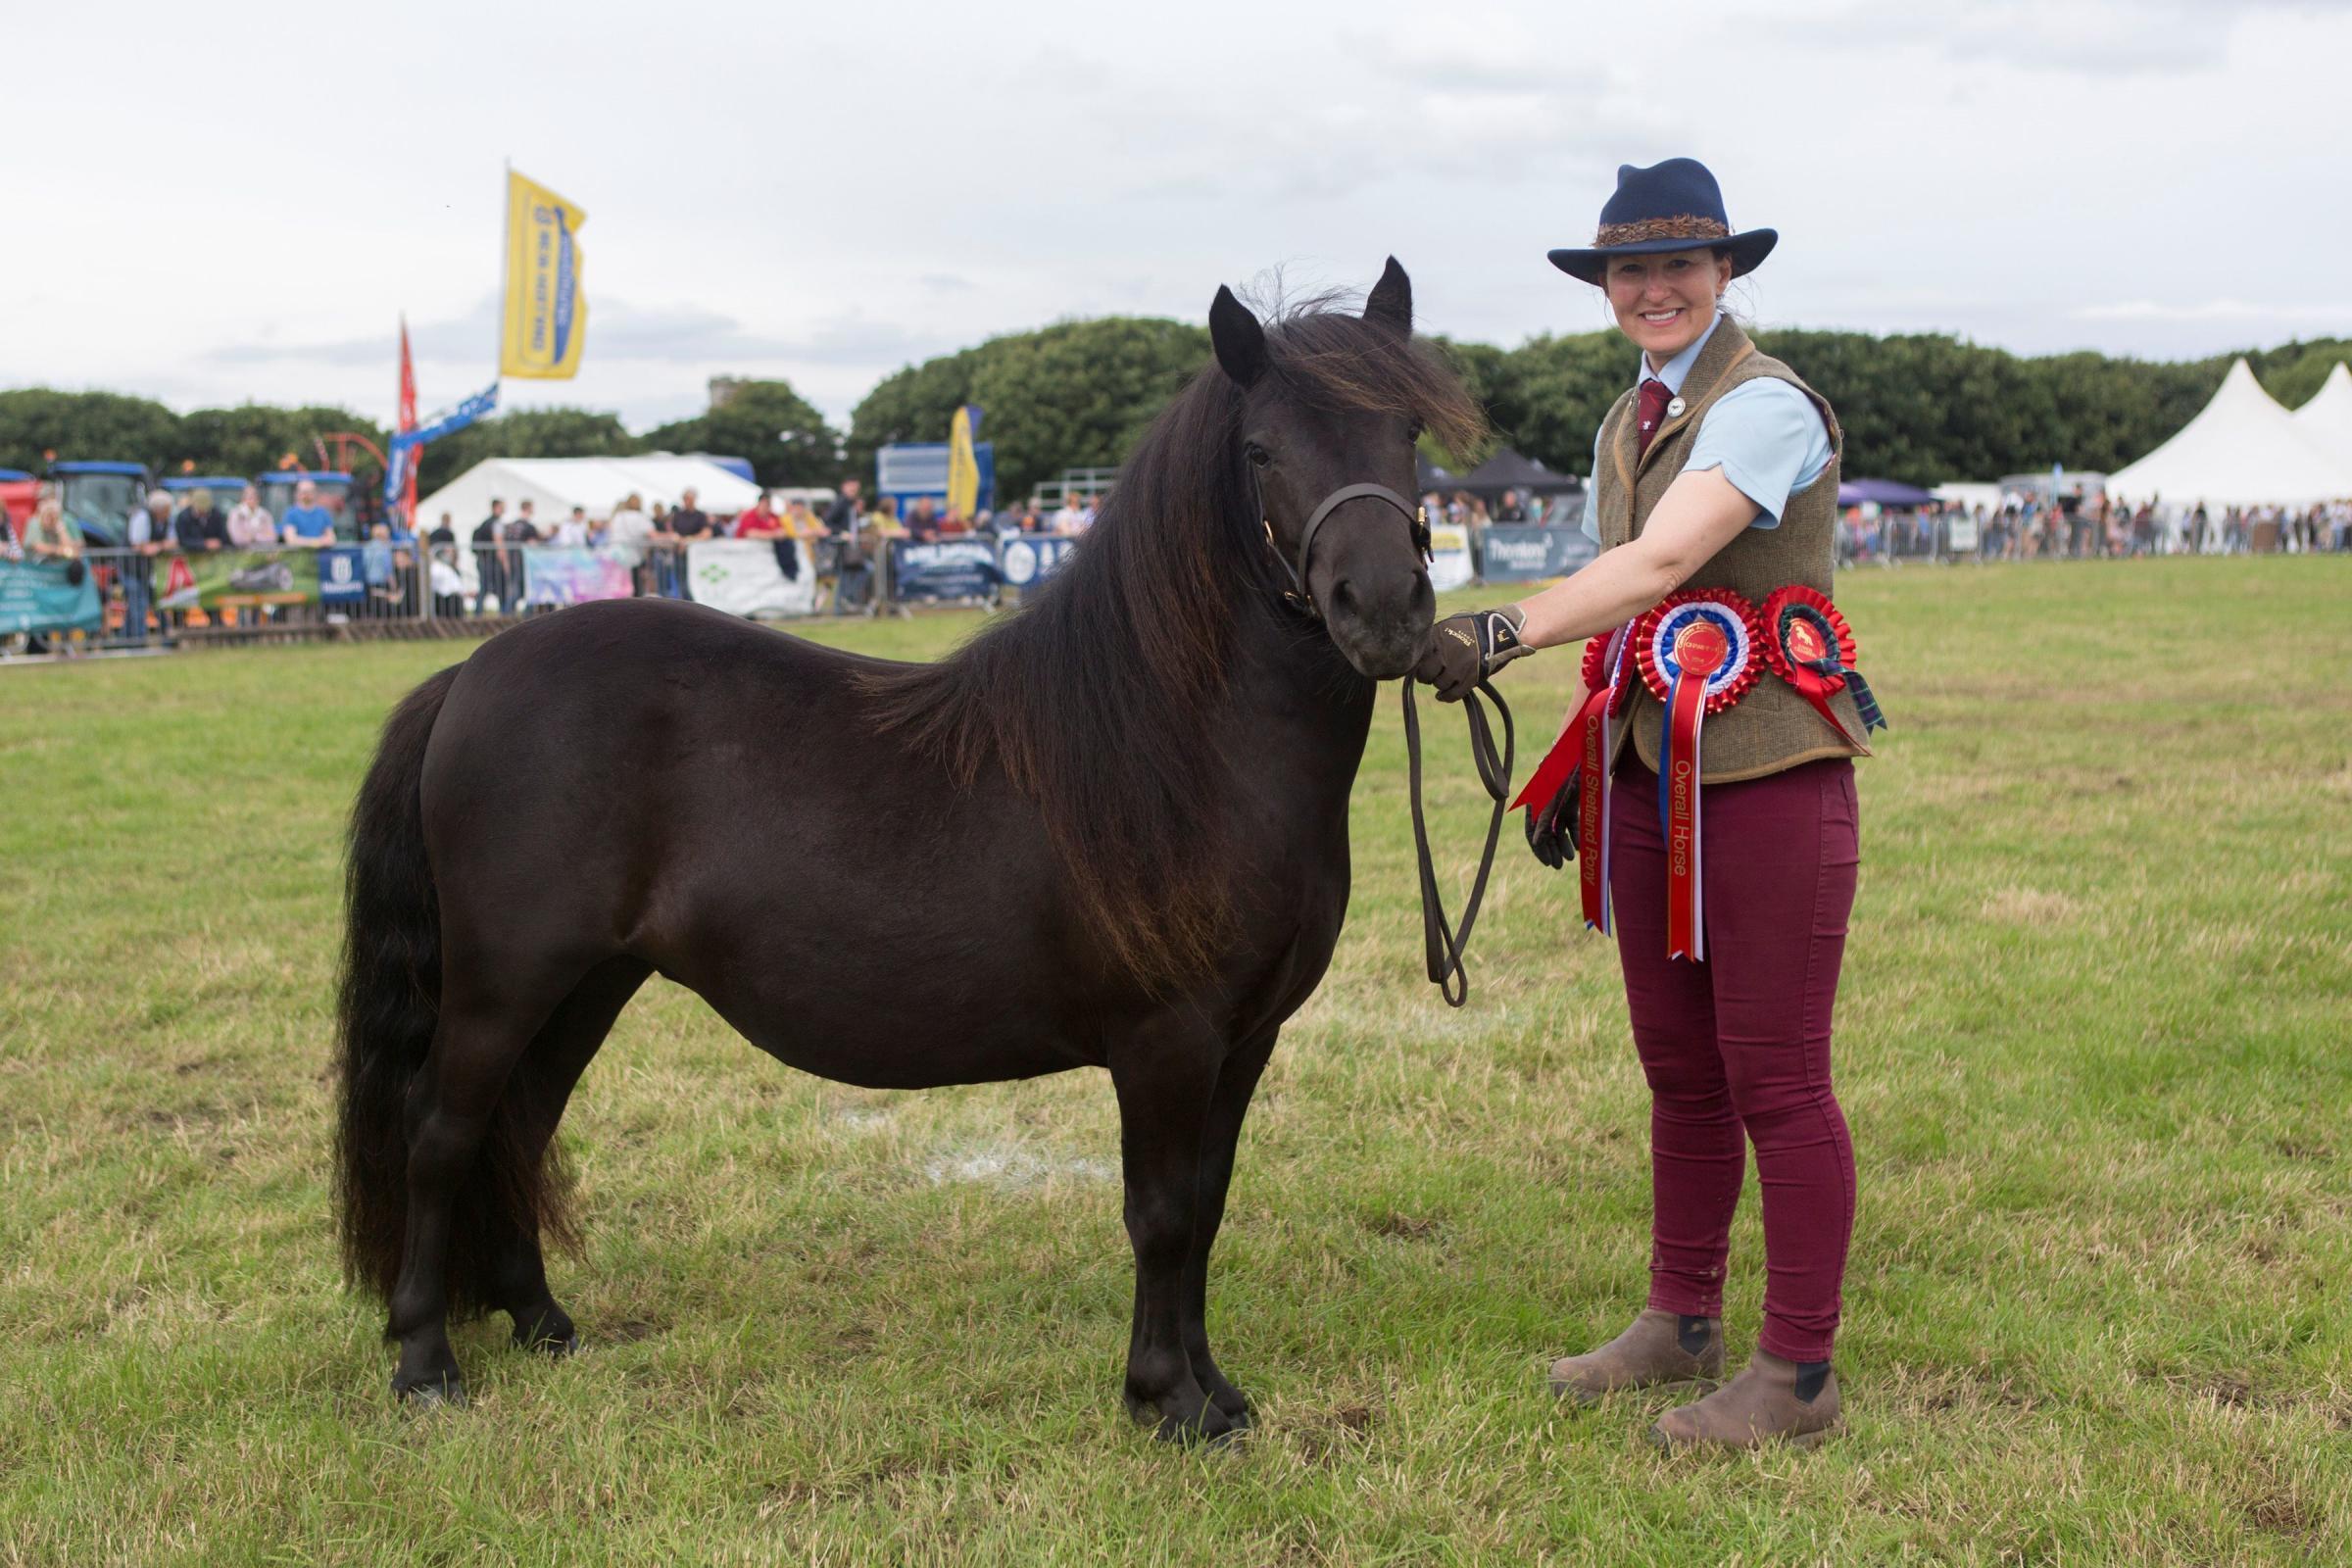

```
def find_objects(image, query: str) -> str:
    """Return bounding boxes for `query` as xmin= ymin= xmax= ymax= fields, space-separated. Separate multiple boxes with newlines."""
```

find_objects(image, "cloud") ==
xmin=2074 ymin=298 xmax=2352 ymax=320
xmin=1748 ymin=0 xmax=2289 ymax=75
xmin=214 ymin=295 xmax=959 ymax=374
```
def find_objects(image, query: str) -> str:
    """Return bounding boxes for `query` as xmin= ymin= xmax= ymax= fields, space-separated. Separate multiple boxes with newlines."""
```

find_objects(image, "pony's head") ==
xmin=1210 ymin=260 xmax=1482 ymax=677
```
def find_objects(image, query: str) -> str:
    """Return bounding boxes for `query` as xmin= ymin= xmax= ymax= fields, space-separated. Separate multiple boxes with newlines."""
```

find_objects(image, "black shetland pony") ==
xmin=336 ymin=262 xmax=1484 ymax=1441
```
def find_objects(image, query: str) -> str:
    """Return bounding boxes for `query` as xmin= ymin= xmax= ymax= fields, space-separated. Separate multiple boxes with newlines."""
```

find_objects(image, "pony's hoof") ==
xmin=394 ymin=1375 xmax=466 ymax=1410
xmin=511 ymin=1307 xmax=576 ymax=1355
xmin=1150 ymin=1402 xmax=1242 ymax=1446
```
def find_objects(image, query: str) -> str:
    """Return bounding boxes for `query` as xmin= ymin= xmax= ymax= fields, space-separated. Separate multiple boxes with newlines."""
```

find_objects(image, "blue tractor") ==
xmin=259 ymin=470 xmax=356 ymax=541
xmin=161 ymin=474 xmax=250 ymax=531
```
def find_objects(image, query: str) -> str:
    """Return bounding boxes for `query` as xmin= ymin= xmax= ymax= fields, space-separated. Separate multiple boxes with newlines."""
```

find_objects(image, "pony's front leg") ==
xmin=1107 ymin=1017 xmax=1231 ymax=1444
xmin=1182 ymin=1027 xmax=1278 ymax=1429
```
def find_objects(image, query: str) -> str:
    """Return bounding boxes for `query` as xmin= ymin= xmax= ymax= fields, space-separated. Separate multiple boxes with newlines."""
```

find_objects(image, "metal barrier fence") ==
xmin=9 ymin=519 xmax=2339 ymax=661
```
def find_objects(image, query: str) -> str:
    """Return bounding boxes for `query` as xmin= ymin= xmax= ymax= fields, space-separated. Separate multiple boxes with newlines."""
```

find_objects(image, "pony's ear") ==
xmin=1209 ymin=285 xmax=1268 ymax=388
xmin=1364 ymin=257 xmax=1412 ymax=336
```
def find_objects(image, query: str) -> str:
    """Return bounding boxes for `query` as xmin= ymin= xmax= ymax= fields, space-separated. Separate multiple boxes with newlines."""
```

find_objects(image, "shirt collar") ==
xmin=1640 ymin=309 xmax=1723 ymax=396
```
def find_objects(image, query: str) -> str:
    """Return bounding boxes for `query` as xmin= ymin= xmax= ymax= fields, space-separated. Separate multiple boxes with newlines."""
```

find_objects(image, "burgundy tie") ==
xmin=1637 ymin=377 xmax=1672 ymax=456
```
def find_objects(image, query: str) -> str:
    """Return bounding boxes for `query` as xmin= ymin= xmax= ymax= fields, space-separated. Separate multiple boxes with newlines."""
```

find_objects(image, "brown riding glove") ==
xmin=1412 ymin=605 xmax=1532 ymax=704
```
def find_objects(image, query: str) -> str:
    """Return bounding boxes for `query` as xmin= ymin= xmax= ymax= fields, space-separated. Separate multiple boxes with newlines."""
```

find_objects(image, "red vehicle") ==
xmin=0 ymin=468 xmax=35 ymax=539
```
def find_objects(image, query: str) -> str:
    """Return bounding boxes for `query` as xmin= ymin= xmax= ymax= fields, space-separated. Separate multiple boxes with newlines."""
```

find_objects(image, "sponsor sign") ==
xmin=1427 ymin=523 xmax=1474 ymax=593
xmin=1479 ymin=525 xmax=1597 ymax=583
xmin=523 ymin=548 xmax=637 ymax=609
xmin=890 ymin=538 xmax=1000 ymax=601
xmin=318 ymin=546 xmax=368 ymax=604
xmin=685 ymin=539 xmax=818 ymax=618
xmin=153 ymin=550 xmax=320 ymax=611
xmin=997 ymin=535 xmax=1078 ymax=589
xmin=0 ymin=558 xmax=102 ymax=634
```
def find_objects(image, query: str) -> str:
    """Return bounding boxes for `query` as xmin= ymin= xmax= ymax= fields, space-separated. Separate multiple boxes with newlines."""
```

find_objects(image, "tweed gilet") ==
xmin=1592 ymin=317 xmax=1869 ymax=783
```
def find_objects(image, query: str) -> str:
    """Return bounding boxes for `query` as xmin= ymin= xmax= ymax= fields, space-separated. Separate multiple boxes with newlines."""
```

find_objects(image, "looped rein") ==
xmin=1400 ymin=675 xmax=1514 ymax=1007
xmin=1262 ymin=475 xmax=1512 ymax=1006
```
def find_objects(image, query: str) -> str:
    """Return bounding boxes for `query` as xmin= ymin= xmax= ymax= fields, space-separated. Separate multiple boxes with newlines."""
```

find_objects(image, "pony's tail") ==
xmin=334 ymin=663 xmax=561 ymax=1318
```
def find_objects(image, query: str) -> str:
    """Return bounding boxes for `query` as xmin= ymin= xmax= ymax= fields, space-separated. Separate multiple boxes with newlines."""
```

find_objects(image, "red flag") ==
xmin=396 ymin=318 xmax=419 ymax=524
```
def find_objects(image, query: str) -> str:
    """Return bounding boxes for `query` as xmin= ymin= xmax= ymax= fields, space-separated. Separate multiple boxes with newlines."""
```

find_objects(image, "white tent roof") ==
xmin=414 ymin=455 xmax=764 ymax=532
xmin=2290 ymin=362 xmax=2352 ymax=470
xmin=2105 ymin=359 xmax=2352 ymax=509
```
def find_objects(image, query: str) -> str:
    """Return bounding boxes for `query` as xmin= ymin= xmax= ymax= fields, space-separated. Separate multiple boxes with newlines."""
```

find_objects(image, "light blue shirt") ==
xmin=1584 ymin=313 xmax=1834 ymax=540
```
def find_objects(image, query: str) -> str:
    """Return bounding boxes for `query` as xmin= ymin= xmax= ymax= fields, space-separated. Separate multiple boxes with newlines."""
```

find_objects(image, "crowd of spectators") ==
xmin=1841 ymin=490 xmax=2352 ymax=565
xmin=1414 ymin=487 xmax=1559 ymax=529
xmin=20 ymin=462 xmax=2339 ymax=659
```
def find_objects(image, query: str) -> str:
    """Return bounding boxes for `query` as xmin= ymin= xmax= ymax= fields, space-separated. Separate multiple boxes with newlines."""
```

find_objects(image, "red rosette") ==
xmin=1580 ymin=625 xmax=1639 ymax=715
xmin=1579 ymin=632 xmax=1611 ymax=691
xmin=1759 ymin=584 xmax=1857 ymax=696
xmin=1633 ymin=587 xmax=1761 ymax=714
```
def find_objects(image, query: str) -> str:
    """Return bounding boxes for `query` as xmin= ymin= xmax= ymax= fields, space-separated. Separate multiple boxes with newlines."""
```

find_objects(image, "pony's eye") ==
xmin=1407 ymin=422 xmax=1425 ymax=444
xmin=1246 ymin=444 xmax=1272 ymax=468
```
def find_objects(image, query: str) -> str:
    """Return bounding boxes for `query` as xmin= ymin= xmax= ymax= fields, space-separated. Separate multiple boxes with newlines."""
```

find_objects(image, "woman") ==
xmin=1416 ymin=158 xmax=1876 ymax=1451
xmin=22 ymin=492 xmax=80 ymax=564
xmin=226 ymin=484 xmax=275 ymax=548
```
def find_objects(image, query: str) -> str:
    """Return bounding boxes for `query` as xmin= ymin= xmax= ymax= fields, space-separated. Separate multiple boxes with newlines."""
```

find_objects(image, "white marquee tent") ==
xmin=414 ymin=455 xmax=767 ymax=533
xmin=2105 ymin=359 xmax=2352 ymax=509
xmin=2290 ymin=362 xmax=2352 ymax=471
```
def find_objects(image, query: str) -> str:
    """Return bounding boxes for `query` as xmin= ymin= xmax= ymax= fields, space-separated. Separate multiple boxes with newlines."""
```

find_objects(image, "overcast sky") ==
xmin=9 ymin=0 xmax=2350 ymax=433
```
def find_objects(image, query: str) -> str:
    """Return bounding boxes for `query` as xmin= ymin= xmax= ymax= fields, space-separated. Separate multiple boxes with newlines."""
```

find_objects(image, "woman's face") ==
xmin=1606 ymin=247 xmax=1733 ymax=362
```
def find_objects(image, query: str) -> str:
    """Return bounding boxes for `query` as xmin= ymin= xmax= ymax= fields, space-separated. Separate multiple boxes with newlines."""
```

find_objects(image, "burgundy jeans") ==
xmin=1607 ymin=755 xmax=1859 ymax=1362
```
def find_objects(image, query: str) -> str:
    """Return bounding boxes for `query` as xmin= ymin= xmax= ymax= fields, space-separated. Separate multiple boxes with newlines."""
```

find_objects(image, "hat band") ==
xmin=1594 ymin=215 xmax=1731 ymax=247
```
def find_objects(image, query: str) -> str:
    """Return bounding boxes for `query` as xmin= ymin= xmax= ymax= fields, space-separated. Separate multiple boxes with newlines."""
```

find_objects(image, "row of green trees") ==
xmin=9 ymin=325 xmax=2348 ymax=504
xmin=1446 ymin=328 xmax=2352 ymax=486
xmin=0 ymin=380 xmax=841 ymax=499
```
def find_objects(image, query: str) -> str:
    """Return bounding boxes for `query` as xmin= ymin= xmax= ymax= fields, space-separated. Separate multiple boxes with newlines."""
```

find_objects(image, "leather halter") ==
xmin=1259 ymin=479 xmax=1432 ymax=619
xmin=1258 ymin=474 xmax=1512 ymax=1008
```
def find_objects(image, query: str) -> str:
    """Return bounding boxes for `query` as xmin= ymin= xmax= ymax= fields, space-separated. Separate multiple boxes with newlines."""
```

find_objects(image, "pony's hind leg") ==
xmin=486 ymin=957 xmax=652 ymax=1355
xmin=384 ymin=957 xmax=591 ymax=1406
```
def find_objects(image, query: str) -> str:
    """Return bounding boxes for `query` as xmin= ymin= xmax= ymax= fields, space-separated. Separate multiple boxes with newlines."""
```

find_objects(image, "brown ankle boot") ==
xmin=1649 ymin=1350 xmax=1841 ymax=1450
xmin=1548 ymin=1310 xmax=1723 ymax=1404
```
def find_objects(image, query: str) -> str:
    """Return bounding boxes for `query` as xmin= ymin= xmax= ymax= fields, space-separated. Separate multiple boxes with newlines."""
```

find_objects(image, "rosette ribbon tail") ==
xmin=1843 ymin=668 xmax=1887 ymax=733
xmin=1657 ymin=664 xmax=1709 ymax=962
xmin=1578 ymin=683 xmax=1614 ymax=931
xmin=1788 ymin=662 xmax=1866 ymax=755
xmin=1511 ymin=685 xmax=1604 ymax=815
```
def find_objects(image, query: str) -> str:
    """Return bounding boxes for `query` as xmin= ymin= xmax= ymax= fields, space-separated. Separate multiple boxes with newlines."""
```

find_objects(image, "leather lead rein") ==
xmin=1402 ymin=675 xmax=1513 ymax=1007
xmin=1266 ymin=477 xmax=1516 ymax=1007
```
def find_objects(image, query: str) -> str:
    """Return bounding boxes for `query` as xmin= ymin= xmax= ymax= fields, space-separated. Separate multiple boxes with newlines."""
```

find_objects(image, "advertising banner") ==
xmin=153 ymin=550 xmax=320 ymax=611
xmin=890 ymin=538 xmax=1000 ymax=602
xmin=1427 ymin=523 xmax=1474 ymax=593
xmin=0 ymin=559 xmax=103 ymax=634
xmin=996 ymin=534 xmax=1077 ymax=590
xmin=948 ymin=405 xmax=982 ymax=518
xmin=685 ymin=539 xmax=818 ymax=618
xmin=1478 ymin=525 xmax=1597 ymax=583
xmin=318 ymin=546 xmax=368 ymax=605
xmin=501 ymin=169 xmax=589 ymax=379
xmin=522 ymin=548 xmax=636 ymax=609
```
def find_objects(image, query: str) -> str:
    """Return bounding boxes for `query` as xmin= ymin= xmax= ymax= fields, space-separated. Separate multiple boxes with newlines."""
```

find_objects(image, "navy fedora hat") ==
xmin=1547 ymin=158 xmax=1777 ymax=286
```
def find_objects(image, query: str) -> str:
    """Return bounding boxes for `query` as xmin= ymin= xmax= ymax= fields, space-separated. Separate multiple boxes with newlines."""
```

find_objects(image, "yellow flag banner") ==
xmin=501 ymin=171 xmax=588 ymax=379
xmin=946 ymin=405 xmax=980 ymax=518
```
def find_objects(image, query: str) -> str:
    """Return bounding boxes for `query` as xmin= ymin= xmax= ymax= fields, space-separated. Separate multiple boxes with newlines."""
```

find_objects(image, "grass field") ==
xmin=2 ymin=559 xmax=2347 ymax=1566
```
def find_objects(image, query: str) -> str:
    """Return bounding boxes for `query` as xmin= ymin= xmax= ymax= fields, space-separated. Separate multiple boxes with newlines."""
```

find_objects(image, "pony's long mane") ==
xmin=860 ymin=298 xmax=1485 ymax=988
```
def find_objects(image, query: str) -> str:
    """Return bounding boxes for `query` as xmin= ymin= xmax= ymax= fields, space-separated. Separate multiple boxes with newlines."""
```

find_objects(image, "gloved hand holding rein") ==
xmin=1413 ymin=604 xmax=1533 ymax=704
